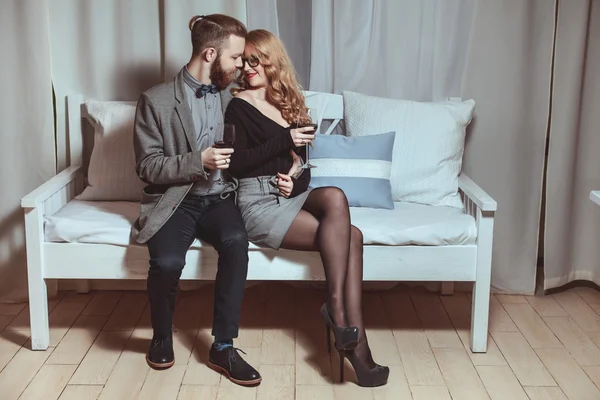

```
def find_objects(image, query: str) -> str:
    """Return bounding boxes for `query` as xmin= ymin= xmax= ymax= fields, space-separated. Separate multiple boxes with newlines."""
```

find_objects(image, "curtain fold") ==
xmin=272 ymin=0 xmax=311 ymax=87
xmin=309 ymin=0 xmax=476 ymax=101
xmin=0 ymin=0 xmax=56 ymax=302
xmin=460 ymin=0 xmax=555 ymax=294
xmin=49 ymin=0 xmax=163 ymax=170
xmin=246 ymin=0 xmax=280 ymax=36
xmin=544 ymin=0 xmax=600 ymax=290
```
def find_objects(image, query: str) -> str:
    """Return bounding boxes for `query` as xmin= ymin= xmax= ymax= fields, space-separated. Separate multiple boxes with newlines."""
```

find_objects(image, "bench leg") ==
xmin=441 ymin=282 xmax=454 ymax=295
xmin=470 ymin=281 xmax=490 ymax=353
xmin=470 ymin=209 xmax=494 ymax=353
xmin=76 ymin=280 xmax=91 ymax=294
xmin=25 ymin=207 xmax=50 ymax=350
xmin=29 ymin=279 xmax=50 ymax=350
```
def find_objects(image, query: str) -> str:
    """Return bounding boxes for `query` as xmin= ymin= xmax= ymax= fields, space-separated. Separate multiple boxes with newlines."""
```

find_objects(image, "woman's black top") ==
xmin=225 ymin=98 xmax=310 ymax=198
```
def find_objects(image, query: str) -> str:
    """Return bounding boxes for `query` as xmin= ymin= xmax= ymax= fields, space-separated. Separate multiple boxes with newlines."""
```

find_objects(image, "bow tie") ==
xmin=195 ymin=84 xmax=218 ymax=98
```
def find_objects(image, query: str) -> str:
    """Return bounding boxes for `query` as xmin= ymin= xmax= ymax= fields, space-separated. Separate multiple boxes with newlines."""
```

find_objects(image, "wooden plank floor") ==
xmin=2 ymin=283 xmax=600 ymax=399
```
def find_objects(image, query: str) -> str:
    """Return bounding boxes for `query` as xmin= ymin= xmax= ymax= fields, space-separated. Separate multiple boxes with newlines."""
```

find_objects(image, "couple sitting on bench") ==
xmin=133 ymin=13 xmax=389 ymax=387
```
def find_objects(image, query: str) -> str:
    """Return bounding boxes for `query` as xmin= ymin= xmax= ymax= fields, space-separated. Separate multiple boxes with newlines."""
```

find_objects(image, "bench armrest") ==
xmin=458 ymin=173 xmax=497 ymax=212
xmin=21 ymin=166 xmax=83 ymax=208
xmin=591 ymin=191 xmax=600 ymax=206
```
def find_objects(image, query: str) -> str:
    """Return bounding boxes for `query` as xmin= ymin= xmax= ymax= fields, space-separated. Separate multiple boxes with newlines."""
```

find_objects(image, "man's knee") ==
xmin=149 ymin=255 xmax=186 ymax=275
xmin=220 ymin=225 xmax=249 ymax=251
xmin=217 ymin=229 xmax=249 ymax=275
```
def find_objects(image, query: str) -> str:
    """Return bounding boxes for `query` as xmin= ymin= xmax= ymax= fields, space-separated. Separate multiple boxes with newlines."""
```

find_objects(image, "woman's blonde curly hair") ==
xmin=232 ymin=29 xmax=311 ymax=126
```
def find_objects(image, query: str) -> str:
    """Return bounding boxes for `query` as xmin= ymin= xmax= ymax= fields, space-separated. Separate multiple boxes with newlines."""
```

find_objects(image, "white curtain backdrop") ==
xmin=0 ymin=0 xmax=56 ymax=302
xmin=1 ymin=0 xmax=576 ymax=301
xmin=310 ymin=0 xmax=555 ymax=294
xmin=544 ymin=0 xmax=600 ymax=290
xmin=310 ymin=0 xmax=476 ymax=101
xmin=49 ymin=0 xmax=163 ymax=171
xmin=460 ymin=0 xmax=555 ymax=294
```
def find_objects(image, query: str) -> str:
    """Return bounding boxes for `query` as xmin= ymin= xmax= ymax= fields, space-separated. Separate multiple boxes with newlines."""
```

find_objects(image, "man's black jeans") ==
xmin=146 ymin=193 xmax=249 ymax=341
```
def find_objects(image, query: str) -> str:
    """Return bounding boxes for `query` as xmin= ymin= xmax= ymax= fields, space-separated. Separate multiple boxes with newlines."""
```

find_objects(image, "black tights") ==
xmin=280 ymin=187 xmax=374 ymax=366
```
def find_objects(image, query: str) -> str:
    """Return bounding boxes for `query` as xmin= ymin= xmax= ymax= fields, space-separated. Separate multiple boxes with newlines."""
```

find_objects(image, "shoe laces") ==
xmin=215 ymin=344 xmax=247 ymax=369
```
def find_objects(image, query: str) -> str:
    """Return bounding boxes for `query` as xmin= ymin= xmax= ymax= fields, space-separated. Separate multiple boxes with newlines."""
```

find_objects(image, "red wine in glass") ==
xmin=213 ymin=123 xmax=235 ymax=184
xmin=299 ymin=123 xmax=318 ymax=130
xmin=214 ymin=123 xmax=235 ymax=149
xmin=214 ymin=139 xmax=234 ymax=148
xmin=299 ymin=109 xmax=318 ymax=169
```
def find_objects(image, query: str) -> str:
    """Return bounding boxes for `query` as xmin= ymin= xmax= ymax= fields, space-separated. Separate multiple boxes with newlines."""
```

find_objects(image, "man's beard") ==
xmin=210 ymin=55 xmax=236 ymax=91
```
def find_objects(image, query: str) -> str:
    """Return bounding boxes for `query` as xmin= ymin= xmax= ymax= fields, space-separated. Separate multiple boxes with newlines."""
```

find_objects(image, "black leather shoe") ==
xmin=208 ymin=344 xmax=262 ymax=386
xmin=146 ymin=335 xmax=174 ymax=369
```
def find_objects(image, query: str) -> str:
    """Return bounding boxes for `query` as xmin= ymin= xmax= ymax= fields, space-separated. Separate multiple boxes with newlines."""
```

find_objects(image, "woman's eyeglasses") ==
xmin=241 ymin=55 xmax=260 ymax=68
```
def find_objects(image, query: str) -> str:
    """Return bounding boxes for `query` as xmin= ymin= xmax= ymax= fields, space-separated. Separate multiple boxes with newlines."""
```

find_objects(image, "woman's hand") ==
xmin=287 ymin=149 xmax=303 ymax=178
xmin=276 ymin=172 xmax=293 ymax=198
xmin=289 ymin=126 xmax=315 ymax=147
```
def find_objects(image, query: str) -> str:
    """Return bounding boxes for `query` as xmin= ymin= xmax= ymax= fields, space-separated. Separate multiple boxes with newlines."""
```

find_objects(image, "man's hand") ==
xmin=202 ymin=147 xmax=234 ymax=170
xmin=276 ymin=172 xmax=293 ymax=198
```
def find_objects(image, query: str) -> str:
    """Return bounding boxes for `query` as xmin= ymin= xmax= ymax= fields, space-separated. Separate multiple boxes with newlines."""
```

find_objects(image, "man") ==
xmin=132 ymin=14 xmax=260 ymax=386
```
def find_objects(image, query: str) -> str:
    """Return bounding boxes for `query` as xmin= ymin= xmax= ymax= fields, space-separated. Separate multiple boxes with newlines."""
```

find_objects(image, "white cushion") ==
xmin=343 ymin=91 xmax=475 ymax=209
xmin=44 ymin=200 xmax=477 ymax=247
xmin=351 ymin=202 xmax=476 ymax=246
xmin=77 ymin=101 xmax=145 ymax=201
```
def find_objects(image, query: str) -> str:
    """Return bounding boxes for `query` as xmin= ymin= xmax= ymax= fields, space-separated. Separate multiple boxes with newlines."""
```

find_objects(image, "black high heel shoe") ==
xmin=338 ymin=349 xmax=390 ymax=387
xmin=319 ymin=303 xmax=359 ymax=352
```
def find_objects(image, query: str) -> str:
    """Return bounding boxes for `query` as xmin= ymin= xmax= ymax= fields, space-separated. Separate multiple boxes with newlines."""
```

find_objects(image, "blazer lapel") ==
xmin=175 ymin=103 xmax=197 ymax=149
xmin=174 ymin=72 xmax=197 ymax=149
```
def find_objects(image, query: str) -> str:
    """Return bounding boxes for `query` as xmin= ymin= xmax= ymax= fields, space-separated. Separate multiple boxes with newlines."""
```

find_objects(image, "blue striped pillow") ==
xmin=308 ymin=131 xmax=395 ymax=209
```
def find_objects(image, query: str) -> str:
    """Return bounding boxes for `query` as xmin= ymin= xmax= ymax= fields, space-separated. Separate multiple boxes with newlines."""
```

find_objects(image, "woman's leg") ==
xmin=344 ymin=226 xmax=364 ymax=329
xmin=280 ymin=187 xmax=351 ymax=327
xmin=281 ymin=188 xmax=383 ymax=377
xmin=345 ymin=226 xmax=376 ymax=367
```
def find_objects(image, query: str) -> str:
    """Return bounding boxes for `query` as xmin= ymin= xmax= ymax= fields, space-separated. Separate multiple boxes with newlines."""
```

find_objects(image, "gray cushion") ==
xmin=308 ymin=131 xmax=395 ymax=209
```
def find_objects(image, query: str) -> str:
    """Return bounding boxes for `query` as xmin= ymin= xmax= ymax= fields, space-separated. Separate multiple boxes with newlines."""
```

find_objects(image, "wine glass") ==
xmin=299 ymin=108 xmax=318 ymax=169
xmin=214 ymin=123 xmax=235 ymax=149
xmin=213 ymin=123 xmax=235 ymax=184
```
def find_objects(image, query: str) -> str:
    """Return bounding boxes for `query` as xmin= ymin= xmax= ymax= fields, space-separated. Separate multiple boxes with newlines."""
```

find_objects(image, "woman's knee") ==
xmin=350 ymin=225 xmax=363 ymax=248
xmin=322 ymin=187 xmax=349 ymax=211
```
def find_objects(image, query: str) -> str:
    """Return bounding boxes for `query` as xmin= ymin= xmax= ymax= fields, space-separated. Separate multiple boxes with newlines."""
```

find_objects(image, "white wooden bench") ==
xmin=21 ymin=92 xmax=497 ymax=353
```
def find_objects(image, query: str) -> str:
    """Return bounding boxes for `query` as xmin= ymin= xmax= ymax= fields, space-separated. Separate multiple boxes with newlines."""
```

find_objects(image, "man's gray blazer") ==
xmin=131 ymin=70 xmax=235 ymax=244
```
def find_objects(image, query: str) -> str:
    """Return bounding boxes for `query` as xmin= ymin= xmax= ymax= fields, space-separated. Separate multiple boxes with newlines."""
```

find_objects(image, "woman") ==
xmin=224 ymin=29 xmax=389 ymax=387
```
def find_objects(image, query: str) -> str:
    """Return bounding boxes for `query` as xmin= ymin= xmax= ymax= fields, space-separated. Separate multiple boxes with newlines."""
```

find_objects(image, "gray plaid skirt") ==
xmin=237 ymin=176 xmax=312 ymax=249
